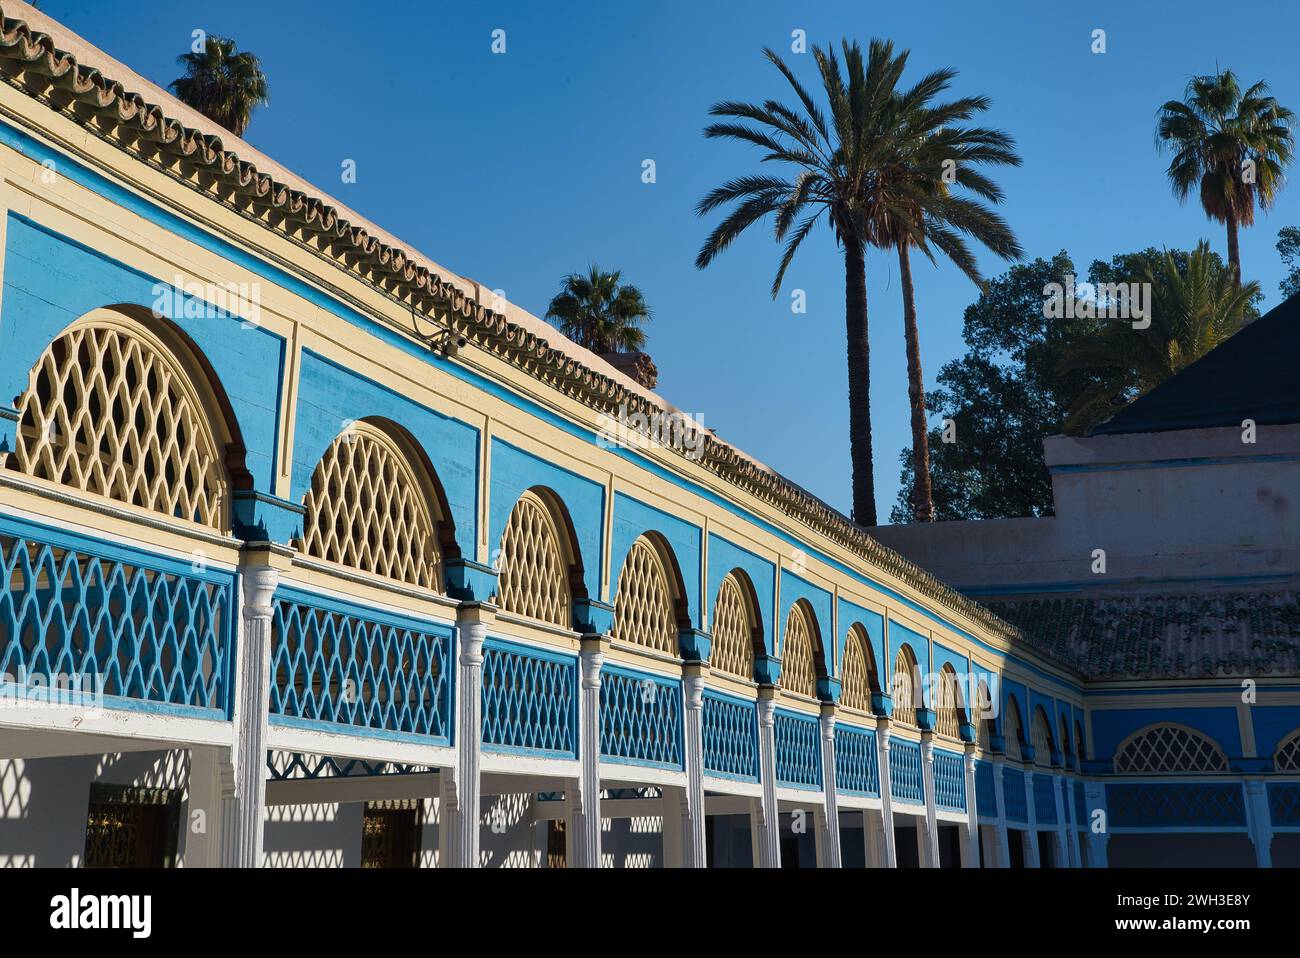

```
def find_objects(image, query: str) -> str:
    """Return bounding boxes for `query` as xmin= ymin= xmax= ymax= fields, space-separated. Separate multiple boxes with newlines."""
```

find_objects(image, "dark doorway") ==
xmin=361 ymin=800 xmax=422 ymax=868
xmin=938 ymin=823 xmax=963 ymax=867
xmin=1007 ymin=829 xmax=1026 ymax=868
xmin=894 ymin=821 xmax=920 ymax=867
xmin=706 ymin=813 xmax=754 ymax=867
xmin=1037 ymin=831 xmax=1057 ymax=867
xmin=83 ymin=784 xmax=181 ymax=868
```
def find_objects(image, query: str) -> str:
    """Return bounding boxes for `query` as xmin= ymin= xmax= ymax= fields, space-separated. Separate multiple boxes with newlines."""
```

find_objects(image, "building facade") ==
xmin=0 ymin=2 xmax=1295 ymax=868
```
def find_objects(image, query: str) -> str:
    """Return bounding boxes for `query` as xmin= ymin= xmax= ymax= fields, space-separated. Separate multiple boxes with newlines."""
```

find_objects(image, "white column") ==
xmin=1084 ymin=780 xmax=1108 ymax=867
xmin=681 ymin=668 xmax=708 ymax=867
xmin=991 ymin=755 xmax=1011 ymax=868
xmin=220 ymin=565 xmax=278 ymax=868
xmin=449 ymin=612 xmax=486 ymax=867
xmin=919 ymin=735 xmax=941 ymax=867
xmin=961 ymin=747 xmax=980 ymax=867
xmin=875 ymin=718 xmax=898 ymax=867
xmin=818 ymin=706 xmax=842 ymax=868
xmin=1066 ymin=776 xmax=1083 ymax=867
xmin=1245 ymin=779 xmax=1273 ymax=868
xmin=755 ymin=692 xmax=781 ymax=868
xmin=1023 ymin=769 xmax=1041 ymax=867
xmin=1053 ymin=773 xmax=1070 ymax=868
xmin=575 ymin=638 xmax=605 ymax=868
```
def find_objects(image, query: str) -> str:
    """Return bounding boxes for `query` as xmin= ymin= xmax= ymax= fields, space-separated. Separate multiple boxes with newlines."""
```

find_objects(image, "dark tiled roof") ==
xmin=983 ymin=591 xmax=1300 ymax=680
xmin=1092 ymin=293 xmax=1300 ymax=435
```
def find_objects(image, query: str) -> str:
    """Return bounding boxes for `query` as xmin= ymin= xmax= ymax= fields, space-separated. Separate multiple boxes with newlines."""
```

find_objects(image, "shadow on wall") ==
xmin=0 ymin=750 xmax=189 ymax=868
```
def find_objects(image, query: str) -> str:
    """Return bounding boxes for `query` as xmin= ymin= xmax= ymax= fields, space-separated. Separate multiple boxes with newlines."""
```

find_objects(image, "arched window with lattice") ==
xmin=890 ymin=645 xmax=919 ymax=725
xmin=934 ymin=666 xmax=966 ymax=740
xmin=1113 ymin=724 xmax=1228 ymax=774
xmin=840 ymin=624 xmax=878 ymax=713
xmin=710 ymin=571 xmax=760 ymax=681
xmin=496 ymin=489 xmax=576 ymax=628
xmin=298 ymin=421 xmax=446 ymax=590
xmin=1275 ymin=730 xmax=1300 ymax=772
xmin=1031 ymin=708 xmax=1055 ymax=766
xmin=1075 ymin=719 xmax=1086 ymax=765
xmin=1003 ymin=697 xmax=1025 ymax=762
xmin=780 ymin=601 xmax=822 ymax=698
xmin=612 ymin=535 xmax=682 ymax=655
xmin=10 ymin=312 xmax=234 ymax=529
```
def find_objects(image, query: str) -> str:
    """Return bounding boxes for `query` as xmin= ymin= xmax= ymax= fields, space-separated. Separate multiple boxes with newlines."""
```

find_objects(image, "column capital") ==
xmin=579 ymin=635 xmax=608 ymax=688
xmin=756 ymin=690 xmax=778 ymax=726
xmin=239 ymin=566 xmax=279 ymax=619
xmin=875 ymin=714 xmax=892 ymax=740
xmin=682 ymin=664 xmax=708 ymax=709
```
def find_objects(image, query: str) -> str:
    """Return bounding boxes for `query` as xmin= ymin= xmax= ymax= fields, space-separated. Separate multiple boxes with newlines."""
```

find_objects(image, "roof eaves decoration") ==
xmin=0 ymin=1 xmax=1051 ymax=668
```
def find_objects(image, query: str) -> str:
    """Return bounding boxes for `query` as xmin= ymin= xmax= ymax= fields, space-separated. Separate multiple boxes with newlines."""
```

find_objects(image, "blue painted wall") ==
xmin=1089 ymin=707 xmax=1243 ymax=761
xmin=609 ymin=492 xmax=701 ymax=625
xmin=706 ymin=533 xmax=775 ymax=652
xmin=488 ymin=438 xmax=604 ymax=600
xmin=778 ymin=570 xmax=833 ymax=663
xmin=836 ymin=597 xmax=884 ymax=680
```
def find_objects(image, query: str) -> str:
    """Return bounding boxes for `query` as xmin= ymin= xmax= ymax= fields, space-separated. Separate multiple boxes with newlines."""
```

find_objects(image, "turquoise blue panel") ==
xmin=834 ymin=722 xmax=879 ymax=796
xmin=0 ymin=215 xmax=284 ymax=493
xmin=706 ymin=534 xmax=774 ymax=652
xmin=1002 ymin=766 xmax=1028 ymax=822
xmin=774 ymin=708 xmax=822 ymax=789
xmin=599 ymin=663 xmax=684 ymax=769
xmin=778 ymin=570 xmax=833 ymax=661
xmin=934 ymin=748 xmax=966 ymax=811
xmin=291 ymin=349 xmax=478 ymax=550
xmin=488 ymin=438 xmax=603 ymax=600
xmin=609 ymin=492 xmax=701 ymax=624
xmin=889 ymin=619 xmax=931 ymax=705
xmin=701 ymin=688 xmax=759 ymax=781
xmin=1268 ymin=783 xmax=1300 ymax=826
xmin=1002 ymin=679 xmax=1029 ymax=740
xmin=974 ymin=760 xmax=996 ymax=818
xmin=889 ymin=737 xmax=924 ymax=805
xmin=1251 ymin=706 xmax=1300 ymax=761
xmin=1090 ymin=707 xmax=1242 ymax=761
xmin=931 ymin=640 xmax=969 ymax=678
xmin=481 ymin=637 xmax=578 ymax=759
xmin=835 ymin=597 xmax=884 ymax=679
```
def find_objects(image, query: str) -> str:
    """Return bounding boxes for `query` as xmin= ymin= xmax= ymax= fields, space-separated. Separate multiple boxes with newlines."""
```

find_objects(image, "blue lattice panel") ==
xmin=834 ymin=723 xmax=878 ymax=796
xmin=268 ymin=588 xmax=452 ymax=745
xmin=1033 ymin=773 xmax=1057 ymax=824
xmin=1106 ymin=783 xmax=1247 ymax=828
xmin=0 ymin=514 xmax=235 ymax=718
xmin=701 ymin=690 xmax=758 ymax=781
xmin=481 ymin=638 xmax=577 ymax=758
xmin=1002 ymin=767 xmax=1028 ymax=823
xmin=774 ymin=708 xmax=822 ymax=789
xmin=1268 ymin=783 xmax=1300 ymax=827
xmin=599 ymin=664 xmax=683 ymax=769
xmin=975 ymin=760 xmax=996 ymax=819
xmin=890 ymin=737 xmax=924 ymax=805
xmin=934 ymin=749 xmax=966 ymax=811
xmin=1074 ymin=779 xmax=1086 ymax=825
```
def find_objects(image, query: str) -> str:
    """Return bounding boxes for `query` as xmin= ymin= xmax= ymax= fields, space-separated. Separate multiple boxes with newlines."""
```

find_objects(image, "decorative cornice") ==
xmin=0 ymin=4 xmax=1050 ymax=670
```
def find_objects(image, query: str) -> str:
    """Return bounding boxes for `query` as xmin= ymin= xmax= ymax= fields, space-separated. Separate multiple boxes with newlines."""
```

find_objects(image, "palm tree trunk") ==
xmin=844 ymin=236 xmax=877 ymax=527
xmin=1226 ymin=214 xmax=1241 ymax=288
xmin=898 ymin=241 xmax=934 ymax=522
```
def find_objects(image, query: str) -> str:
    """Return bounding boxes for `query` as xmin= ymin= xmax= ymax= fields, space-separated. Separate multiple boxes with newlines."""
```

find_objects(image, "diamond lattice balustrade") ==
xmin=612 ymin=537 xmax=677 ymax=654
xmin=781 ymin=604 xmax=817 ymax=698
xmin=497 ymin=492 xmax=570 ymax=627
xmin=299 ymin=424 xmax=442 ymax=590
xmin=710 ymin=574 xmax=754 ymax=680
xmin=1113 ymin=725 xmax=1228 ymax=773
xmin=14 ymin=321 xmax=226 ymax=528
xmin=840 ymin=625 xmax=874 ymax=712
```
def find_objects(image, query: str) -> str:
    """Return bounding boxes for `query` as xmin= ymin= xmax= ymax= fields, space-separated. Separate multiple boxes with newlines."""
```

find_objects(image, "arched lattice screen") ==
xmin=612 ymin=536 xmax=679 ymax=654
xmin=711 ymin=573 xmax=756 ymax=680
xmin=781 ymin=603 xmax=818 ymax=698
xmin=934 ymin=668 xmax=964 ymax=739
xmin=299 ymin=423 xmax=443 ymax=590
xmin=496 ymin=491 xmax=571 ymax=627
xmin=1059 ymin=717 xmax=1073 ymax=762
xmin=890 ymin=647 xmax=918 ymax=725
xmin=1075 ymin=720 xmax=1086 ymax=764
xmin=14 ymin=319 xmax=227 ymax=528
xmin=1003 ymin=699 xmax=1024 ymax=762
xmin=1276 ymin=731 xmax=1300 ymax=772
xmin=840 ymin=625 xmax=876 ymax=712
xmin=1114 ymin=725 xmax=1228 ymax=774
xmin=1032 ymin=710 xmax=1055 ymax=766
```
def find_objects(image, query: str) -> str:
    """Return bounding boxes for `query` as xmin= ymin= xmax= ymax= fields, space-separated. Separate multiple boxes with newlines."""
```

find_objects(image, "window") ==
xmin=711 ymin=572 xmax=758 ymax=680
xmin=890 ymin=646 xmax=919 ymax=726
xmin=361 ymin=800 xmax=423 ymax=868
xmin=781 ymin=603 xmax=819 ymax=698
xmin=497 ymin=491 xmax=572 ymax=627
xmin=1113 ymin=725 xmax=1228 ymax=774
xmin=934 ymin=668 xmax=965 ymax=739
xmin=612 ymin=536 xmax=679 ymax=654
xmin=1276 ymin=730 xmax=1300 ymax=772
xmin=840 ymin=625 xmax=877 ymax=712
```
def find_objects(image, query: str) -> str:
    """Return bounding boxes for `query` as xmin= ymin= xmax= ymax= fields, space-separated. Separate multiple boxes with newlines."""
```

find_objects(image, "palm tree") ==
xmin=1156 ymin=70 xmax=1294 ymax=287
xmin=875 ymin=78 xmax=1022 ymax=522
xmin=695 ymin=40 xmax=921 ymax=527
xmin=169 ymin=36 xmax=269 ymax=137
xmin=1059 ymin=242 xmax=1258 ymax=433
xmin=544 ymin=266 xmax=651 ymax=354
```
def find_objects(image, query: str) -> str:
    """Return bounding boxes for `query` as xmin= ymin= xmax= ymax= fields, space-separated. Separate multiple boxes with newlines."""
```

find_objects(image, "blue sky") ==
xmin=43 ymin=0 xmax=1300 ymax=521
